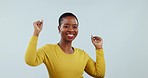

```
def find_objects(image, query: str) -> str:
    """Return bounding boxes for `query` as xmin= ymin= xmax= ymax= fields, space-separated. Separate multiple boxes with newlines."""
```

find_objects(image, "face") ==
xmin=58 ymin=16 xmax=78 ymax=42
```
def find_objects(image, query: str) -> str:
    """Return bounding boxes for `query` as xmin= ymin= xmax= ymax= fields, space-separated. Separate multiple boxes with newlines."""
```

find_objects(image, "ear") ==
xmin=58 ymin=26 xmax=61 ymax=33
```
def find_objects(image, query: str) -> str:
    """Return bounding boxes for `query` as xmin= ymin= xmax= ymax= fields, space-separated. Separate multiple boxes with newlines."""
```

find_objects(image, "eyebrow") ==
xmin=64 ymin=23 xmax=78 ymax=25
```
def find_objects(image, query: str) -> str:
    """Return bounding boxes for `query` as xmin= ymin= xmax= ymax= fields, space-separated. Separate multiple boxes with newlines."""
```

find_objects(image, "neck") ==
xmin=58 ymin=40 xmax=74 ymax=54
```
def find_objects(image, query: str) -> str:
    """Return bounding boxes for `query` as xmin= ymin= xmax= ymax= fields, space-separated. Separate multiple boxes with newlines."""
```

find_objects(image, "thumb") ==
xmin=36 ymin=25 xmax=40 ymax=31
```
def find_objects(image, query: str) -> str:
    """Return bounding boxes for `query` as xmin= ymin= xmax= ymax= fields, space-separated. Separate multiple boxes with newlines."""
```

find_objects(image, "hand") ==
xmin=33 ymin=20 xmax=43 ymax=37
xmin=91 ymin=35 xmax=103 ymax=49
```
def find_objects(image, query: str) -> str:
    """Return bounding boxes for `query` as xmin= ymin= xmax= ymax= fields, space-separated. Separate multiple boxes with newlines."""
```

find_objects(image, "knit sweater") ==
xmin=25 ymin=36 xmax=105 ymax=78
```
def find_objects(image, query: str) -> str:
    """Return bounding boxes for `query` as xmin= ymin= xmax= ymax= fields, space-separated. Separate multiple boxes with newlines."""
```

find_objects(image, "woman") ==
xmin=25 ymin=12 xmax=105 ymax=78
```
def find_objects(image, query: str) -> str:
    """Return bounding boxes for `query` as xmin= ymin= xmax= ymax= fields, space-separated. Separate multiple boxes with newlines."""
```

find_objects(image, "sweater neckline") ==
xmin=56 ymin=44 xmax=76 ymax=55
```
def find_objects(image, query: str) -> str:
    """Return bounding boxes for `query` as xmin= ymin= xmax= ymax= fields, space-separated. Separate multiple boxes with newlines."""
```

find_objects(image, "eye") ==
xmin=73 ymin=25 xmax=78 ymax=29
xmin=64 ymin=25 xmax=69 ymax=28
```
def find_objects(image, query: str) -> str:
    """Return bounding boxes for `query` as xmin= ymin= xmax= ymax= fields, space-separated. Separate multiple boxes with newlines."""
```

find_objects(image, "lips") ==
xmin=66 ymin=34 xmax=75 ymax=39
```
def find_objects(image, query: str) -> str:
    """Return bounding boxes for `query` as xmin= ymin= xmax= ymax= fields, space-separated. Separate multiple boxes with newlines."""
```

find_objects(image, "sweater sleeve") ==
xmin=25 ymin=36 xmax=45 ymax=66
xmin=84 ymin=49 xmax=105 ymax=78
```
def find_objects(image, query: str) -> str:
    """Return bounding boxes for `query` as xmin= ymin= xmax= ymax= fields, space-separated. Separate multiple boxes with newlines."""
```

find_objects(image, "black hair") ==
xmin=58 ymin=12 xmax=78 ymax=26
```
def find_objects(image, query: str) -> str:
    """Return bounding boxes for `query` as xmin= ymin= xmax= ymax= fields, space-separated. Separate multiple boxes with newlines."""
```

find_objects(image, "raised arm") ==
xmin=25 ymin=20 xmax=45 ymax=66
xmin=84 ymin=35 xmax=105 ymax=78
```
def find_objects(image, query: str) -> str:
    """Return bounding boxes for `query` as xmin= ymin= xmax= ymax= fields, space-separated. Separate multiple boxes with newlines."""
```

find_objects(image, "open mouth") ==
xmin=66 ymin=34 xmax=75 ymax=39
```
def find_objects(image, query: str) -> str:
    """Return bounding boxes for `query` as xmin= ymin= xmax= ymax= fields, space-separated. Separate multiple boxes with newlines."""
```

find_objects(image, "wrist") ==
xmin=95 ymin=45 xmax=103 ymax=50
xmin=33 ymin=31 xmax=39 ymax=37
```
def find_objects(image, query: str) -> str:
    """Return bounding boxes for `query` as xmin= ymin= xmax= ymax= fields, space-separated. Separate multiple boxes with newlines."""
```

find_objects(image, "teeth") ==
xmin=68 ymin=34 xmax=74 ymax=36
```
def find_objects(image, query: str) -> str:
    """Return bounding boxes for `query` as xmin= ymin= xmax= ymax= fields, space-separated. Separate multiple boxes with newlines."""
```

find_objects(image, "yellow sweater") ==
xmin=25 ymin=36 xmax=105 ymax=78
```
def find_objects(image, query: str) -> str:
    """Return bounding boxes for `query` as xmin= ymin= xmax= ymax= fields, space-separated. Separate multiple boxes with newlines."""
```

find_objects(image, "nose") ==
xmin=68 ymin=26 xmax=74 ymax=32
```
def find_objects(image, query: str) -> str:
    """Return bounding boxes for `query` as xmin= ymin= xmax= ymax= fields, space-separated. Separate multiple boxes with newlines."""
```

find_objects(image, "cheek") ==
xmin=60 ymin=29 xmax=66 ymax=35
xmin=76 ymin=29 xmax=79 ymax=34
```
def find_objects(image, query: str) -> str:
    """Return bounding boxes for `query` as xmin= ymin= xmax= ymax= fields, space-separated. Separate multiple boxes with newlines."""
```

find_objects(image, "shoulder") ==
xmin=74 ymin=48 xmax=90 ymax=57
xmin=46 ymin=44 xmax=57 ymax=47
xmin=74 ymin=48 xmax=84 ymax=53
xmin=39 ymin=44 xmax=58 ymax=51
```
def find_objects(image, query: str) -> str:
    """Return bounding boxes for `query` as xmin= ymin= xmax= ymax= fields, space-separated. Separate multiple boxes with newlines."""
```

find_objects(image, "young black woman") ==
xmin=25 ymin=12 xmax=105 ymax=78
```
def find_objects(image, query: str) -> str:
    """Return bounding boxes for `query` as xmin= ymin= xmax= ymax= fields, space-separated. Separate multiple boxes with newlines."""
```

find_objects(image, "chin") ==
xmin=66 ymin=39 xmax=74 ymax=42
xmin=66 ymin=37 xmax=76 ymax=42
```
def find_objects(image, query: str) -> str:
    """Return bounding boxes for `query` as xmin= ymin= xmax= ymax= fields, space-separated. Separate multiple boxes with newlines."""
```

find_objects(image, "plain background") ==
xmin=0 ymin=0 xmax=148 ymax=78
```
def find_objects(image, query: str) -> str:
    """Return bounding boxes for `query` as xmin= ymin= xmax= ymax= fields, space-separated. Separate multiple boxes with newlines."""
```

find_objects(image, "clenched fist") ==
xmin=91 ymin=35 xmax=103 ymax=50
xmin=33 ymin=20 xmax=43 ymax=37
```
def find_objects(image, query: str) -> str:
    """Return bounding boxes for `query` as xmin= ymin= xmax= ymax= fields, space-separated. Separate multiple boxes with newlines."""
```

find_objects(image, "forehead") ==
xmin=61 ymin=16 xmax=78 ymax=24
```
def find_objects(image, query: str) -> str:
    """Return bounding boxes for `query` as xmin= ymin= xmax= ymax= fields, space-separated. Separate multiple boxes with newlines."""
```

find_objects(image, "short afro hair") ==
xmin=58 ymin=12 xmax=78 ymax=26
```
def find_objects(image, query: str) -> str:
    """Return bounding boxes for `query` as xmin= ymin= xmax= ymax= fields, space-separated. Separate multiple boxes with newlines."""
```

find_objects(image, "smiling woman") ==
xmin=25 ymin=12 xmax=105 ymax=78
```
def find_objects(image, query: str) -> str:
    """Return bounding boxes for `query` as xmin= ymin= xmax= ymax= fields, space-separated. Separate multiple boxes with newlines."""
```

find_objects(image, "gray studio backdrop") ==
xmin=0 ymin=0 xmax=148 ymax=78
